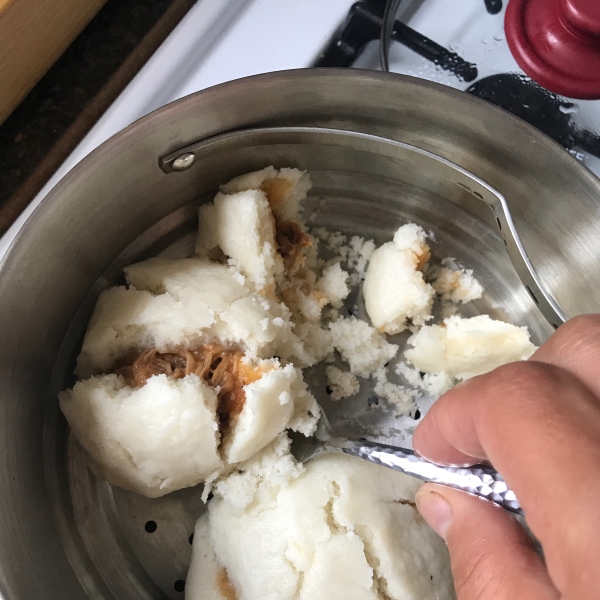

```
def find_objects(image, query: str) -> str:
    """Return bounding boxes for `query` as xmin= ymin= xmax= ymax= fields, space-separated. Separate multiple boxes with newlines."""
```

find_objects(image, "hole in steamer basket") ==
xmin=144 ymin=520 xmax=157 ymax=533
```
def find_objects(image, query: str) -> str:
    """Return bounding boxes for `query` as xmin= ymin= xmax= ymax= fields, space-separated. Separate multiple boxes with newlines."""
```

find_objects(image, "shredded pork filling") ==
xmin=275 ymin=219 xmax=312 ymax=274
xmin=114 ymin=345 xmax=265 ymax=426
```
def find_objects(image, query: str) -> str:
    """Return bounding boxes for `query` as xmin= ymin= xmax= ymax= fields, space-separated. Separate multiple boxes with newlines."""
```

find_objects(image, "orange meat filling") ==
xmin=115 ymin=345 xmax=266 ymax=425
xmin=216 ymin=568 xmax=238 ymax=600
xmin=260 ymin=177 xmax=293 ymax=212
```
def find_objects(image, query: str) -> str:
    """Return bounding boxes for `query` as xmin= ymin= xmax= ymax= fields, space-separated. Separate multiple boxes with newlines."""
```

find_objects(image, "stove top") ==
xmin=317 ymin=0 xmax=600 ymax=176
xmin=2 ymin=0 xmax=599 ymax=258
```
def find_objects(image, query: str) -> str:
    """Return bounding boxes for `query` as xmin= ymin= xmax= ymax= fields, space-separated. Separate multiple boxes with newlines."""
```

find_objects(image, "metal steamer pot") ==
xmin=0 ymin=70 xmax=599 ymax=600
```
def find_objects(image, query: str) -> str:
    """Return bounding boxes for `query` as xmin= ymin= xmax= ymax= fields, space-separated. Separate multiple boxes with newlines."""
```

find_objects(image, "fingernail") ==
xmin=416 ymin=489 xmax=452 ymax=540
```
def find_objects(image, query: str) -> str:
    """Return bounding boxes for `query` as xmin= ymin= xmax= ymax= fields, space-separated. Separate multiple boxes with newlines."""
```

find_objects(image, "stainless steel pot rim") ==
xmin=0 ymin=68 xmax=597 ymax=600
xmin=3 ymin=68 xmax=598 ymax=277
xmin=159 ymin=124 xmax=567 ymax=329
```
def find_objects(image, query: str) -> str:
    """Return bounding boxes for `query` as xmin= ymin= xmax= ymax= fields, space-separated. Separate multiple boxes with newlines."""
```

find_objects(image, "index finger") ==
xmin=412 ymin=360 xmax=600 ymax=595
xmin=531 ymin=314 xmax=600 ymax=397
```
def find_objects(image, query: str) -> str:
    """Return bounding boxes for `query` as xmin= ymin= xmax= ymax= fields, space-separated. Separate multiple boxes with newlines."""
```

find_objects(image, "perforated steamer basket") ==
xmin=1 ymin=70 xmax=600 ymax=600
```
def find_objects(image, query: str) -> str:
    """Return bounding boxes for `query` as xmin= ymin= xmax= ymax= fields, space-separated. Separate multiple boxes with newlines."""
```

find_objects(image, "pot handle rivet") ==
xmin=171 ymin=152 xmax=196 ymax=171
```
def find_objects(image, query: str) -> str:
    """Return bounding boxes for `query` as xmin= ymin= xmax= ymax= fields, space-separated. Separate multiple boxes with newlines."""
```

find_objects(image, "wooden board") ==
xmin=0 ymin=0 xmax=108 ymax=124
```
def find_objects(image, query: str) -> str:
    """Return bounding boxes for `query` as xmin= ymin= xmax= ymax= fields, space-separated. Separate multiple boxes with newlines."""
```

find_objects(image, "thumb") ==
xmin=415 ymin=484 xmax=559 ymax=600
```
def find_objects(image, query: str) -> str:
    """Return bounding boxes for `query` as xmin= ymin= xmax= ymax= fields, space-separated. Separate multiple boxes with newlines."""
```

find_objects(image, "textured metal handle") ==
xmin=326 ymin=439 xmax=523 ymax=515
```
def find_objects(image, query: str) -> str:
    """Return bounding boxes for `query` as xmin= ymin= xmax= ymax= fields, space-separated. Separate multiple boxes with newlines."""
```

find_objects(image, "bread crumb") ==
xmin=430 ymin=259 xmax=483 ymax=304
xmin=325 ymin=366 xmax=359 ymax=401
xmin=373 ymin=368 xmax=415 ymax=414
xmin=347 ymin=236 xmax=376 ymax=286
xmin=316 ymin=263 xmax=350 ymax=308
xmin=211 ymin=434 xmax=303 ymax=510
xmin=312 ymin=228 xmax=348 ymax=257
xmin=323 ymin=307 xmax=340 ymax=321
xmin=441 ymin=303 xmax=460 ymax=319
xmin=329 ymin=317 xmax=398 ymax=378
xmin=396 ymin=362 xmax=453 ymax=398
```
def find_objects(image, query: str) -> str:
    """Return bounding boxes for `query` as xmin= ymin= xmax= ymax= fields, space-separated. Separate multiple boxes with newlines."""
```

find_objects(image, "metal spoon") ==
xmin=290 ymin=415 xmax=523 ymax=515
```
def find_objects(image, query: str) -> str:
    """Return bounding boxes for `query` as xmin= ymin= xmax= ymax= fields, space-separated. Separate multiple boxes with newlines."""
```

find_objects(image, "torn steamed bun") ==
xmin=66 ymin=249 xmax=320 ymax=498
xmin=62 ymin=351 xmax=319 ymax=497
xmin=223 ymin=364 xmax=318 ymax=464
xmin=75 ymin=285 xmax=213 ymax=378
xmin=59 ymin=374 xmax=222 ymax=498
xmin=405 ymin=314 xmax=537 ymax=380
xmin=196 ymin=189 xmax=283 ymax=291
xmin=76 ymin=258 xmax=294 ymax=377
xmin=220 ymin=166 xmax=312 ymax=223
xmin=187 ymin=453 xmax=454 ymax=600
xmin=196 ymin=167 xmax=313 ymax=293
xmin=363 ymin=224 xmax=434 ymax=334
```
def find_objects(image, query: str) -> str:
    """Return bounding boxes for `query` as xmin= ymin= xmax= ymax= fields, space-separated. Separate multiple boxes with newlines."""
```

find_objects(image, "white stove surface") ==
xmin=2 ymin=0 xmax=599 ymax=260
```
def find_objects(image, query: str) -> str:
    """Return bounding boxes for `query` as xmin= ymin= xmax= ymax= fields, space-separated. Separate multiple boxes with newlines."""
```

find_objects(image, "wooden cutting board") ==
xmin=0 ymin=0 xmax=107 ymax=125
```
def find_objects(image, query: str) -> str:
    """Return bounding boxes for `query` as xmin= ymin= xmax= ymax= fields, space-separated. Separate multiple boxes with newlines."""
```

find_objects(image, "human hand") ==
xmin=412 ymin=315 xmax=600 ymax=600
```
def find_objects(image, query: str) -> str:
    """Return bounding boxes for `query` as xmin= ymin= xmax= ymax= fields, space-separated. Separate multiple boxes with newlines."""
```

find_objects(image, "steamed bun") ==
xmin=196 ymin=190 xmax=283 ymax=291
xmin=363 ymin=224 xmax=434 ymax=334
xmin=59 ymin=374 xmax=222 ymax=497
xmin=405 ymin=314 xmax=537 ymax=380
xmin=188 ymin=453 xmax=454 ymax=600
xmin=75 ymin=285 xmax=214 ymax=378
xmin=220 ymin=166 xmax=311 ymax=223
xmin=61 ymin=357 xmax=319 ymax=498
xmin=76 ymin=258 xmax=295 ymax=377
xmin=223 ymin=364 xmax=318 ymax=464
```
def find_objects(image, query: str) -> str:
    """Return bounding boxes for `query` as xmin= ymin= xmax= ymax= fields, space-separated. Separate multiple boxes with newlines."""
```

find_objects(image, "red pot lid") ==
xmin=505 ymin=0 xmax=600 ymax=99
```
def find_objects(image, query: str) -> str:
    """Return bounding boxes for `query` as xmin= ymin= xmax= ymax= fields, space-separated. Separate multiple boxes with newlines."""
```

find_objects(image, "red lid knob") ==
xmin=505 ymin=0 xmax=600 ymax=99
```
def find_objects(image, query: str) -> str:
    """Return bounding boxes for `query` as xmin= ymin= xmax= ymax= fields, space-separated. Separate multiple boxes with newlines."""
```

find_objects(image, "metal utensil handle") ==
xmin=327 ymin=440 xmax=523 ymax=515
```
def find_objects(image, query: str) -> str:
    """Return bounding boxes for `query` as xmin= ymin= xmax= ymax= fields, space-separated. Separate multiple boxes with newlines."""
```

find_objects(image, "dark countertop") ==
xmin=0 ymin=0 xmax=195 ymax=236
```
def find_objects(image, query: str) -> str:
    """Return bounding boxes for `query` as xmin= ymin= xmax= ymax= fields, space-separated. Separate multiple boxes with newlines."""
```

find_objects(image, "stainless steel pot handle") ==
xmin=159 ymin=126 xmax=567 ymax=330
